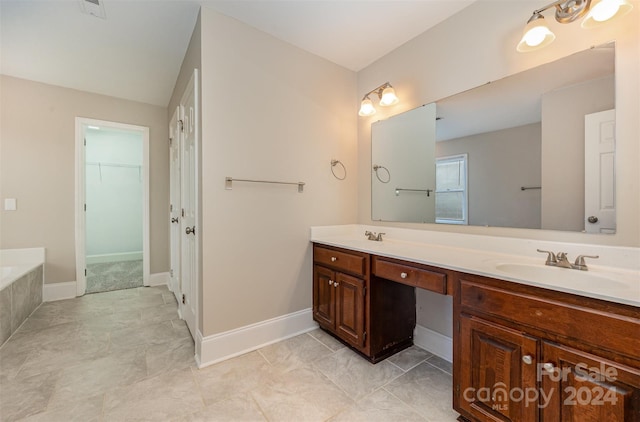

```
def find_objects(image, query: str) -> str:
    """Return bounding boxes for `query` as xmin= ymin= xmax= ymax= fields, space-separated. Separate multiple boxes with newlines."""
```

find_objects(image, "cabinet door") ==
xmin=313 ymin=266 xmax=335 ymax=330
xmin=335 ymin=272 xmax=366 ymax=349
xmin=541 ymin=342 xmax=640 ymax=421
xmin=458 ymin=315 xmax=539 ymax=422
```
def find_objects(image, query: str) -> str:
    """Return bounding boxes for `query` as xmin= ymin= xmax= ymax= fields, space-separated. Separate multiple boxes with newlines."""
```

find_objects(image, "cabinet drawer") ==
xmin=313 ymin=245 xmax=367 ymax=277
xmin=459 ymin=279 xmax=640 ymax=360
xmin=373 ymin=257 xmax=446 ymax=294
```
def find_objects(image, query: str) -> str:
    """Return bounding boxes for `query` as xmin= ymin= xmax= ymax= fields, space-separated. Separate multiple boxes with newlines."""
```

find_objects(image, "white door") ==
xmin=584 ymin=109 xmax=616 ymax=234
xmin=169 ymin=107 xmax=182 ymax=305
xmin=180 ymin=70 xmax=198 ymax=337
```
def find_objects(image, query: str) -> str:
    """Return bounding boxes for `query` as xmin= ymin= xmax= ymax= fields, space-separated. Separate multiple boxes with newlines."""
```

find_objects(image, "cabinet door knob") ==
xmin=328 ymin=279 xmax=333 ymax=286
xmin=522 ymin=355 xmax=533 ymax=365
xmin=542 ymin=363 xmax=555 ymax=372
xmin=331 ymin=257 xmax=337 ymax=262
xmin=334 ymin=282 xmax=339 ymax=287
xmin=400 ymin=272 xmax=408 ymax=279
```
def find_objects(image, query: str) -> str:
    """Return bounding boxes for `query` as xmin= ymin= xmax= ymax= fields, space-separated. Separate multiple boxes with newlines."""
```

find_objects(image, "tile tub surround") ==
xmin=0 ymin=265 xmax=44 ymax=347
xmin=310 ymin=225 xmax=640 ymax=306
xmin=0 ymin=285 xmax=457 ymax=421
xmin=1 ymin=248 xmax=45 ymax=347
xmin=0 ymin=248 xmax=45 ymax=290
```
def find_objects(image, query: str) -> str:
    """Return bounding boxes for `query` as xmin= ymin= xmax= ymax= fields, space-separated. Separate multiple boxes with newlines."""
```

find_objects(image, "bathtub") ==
xmin=0 ymin=248 xmax=45 ymax=347
xmin=1 ymin=264 xmax=42 ymax=289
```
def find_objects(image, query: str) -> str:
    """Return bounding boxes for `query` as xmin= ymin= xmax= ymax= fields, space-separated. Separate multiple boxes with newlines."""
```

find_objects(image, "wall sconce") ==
xmin=517 ymin=0 xmax=633 ymax=52
xmin=358 ymin=82 xmax=399 ymax=116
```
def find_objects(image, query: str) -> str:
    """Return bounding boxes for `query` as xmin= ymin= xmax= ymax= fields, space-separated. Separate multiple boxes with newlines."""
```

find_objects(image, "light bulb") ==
xmin=358 ymin=98 xmax=376 ymax=116
xmin=582 ymin=0 xmax=633 ymax=28
xmin=379 ymin=86 xmax=399 ymax=106
xmin=517 ymin=14 xmax=556 ymax=52
xmin=592 ymin=0 xmax=619 ymax=20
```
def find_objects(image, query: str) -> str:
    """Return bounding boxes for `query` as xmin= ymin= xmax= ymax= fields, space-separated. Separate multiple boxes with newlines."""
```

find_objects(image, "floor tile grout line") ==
xmin=381 ymin=386 xmax=431 ymax=421
xmin=308 ymin=361 xmax=357 ymax=422
xmin=187 ymin=365 xmax=208 ymax=419
xmin=0 ymin=300 xmax=46 ymax=351
xmin=248 ymin=388 xmax=272 ymax=422
xmin=386 ymin=358 xmax=408 ymax=373
xmin=304 ymin=331 xmax=343 ymax=354
xmin=423 ymin=358 xmax=453 ymax=376
xmin=387 ymin=354 xmax=432 ymax=374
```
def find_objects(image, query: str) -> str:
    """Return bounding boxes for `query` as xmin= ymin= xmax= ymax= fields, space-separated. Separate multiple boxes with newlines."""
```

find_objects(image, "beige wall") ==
xmin=357 ymin=0 xmax=639 ymax=338
xmin=198 ymin=8 xmax=357 ymax=336
xmin=169 ymin=12 xmax=202 ymax=119
xmin=436 ymin=123 xmax=542 ymax=229
xmin=357 ymin=0 xmax=639 ymax=248
xmin=541 ymin=75 xmax=615 ymax=231
xmin=0 ymin=76 xmax=169 ymax=283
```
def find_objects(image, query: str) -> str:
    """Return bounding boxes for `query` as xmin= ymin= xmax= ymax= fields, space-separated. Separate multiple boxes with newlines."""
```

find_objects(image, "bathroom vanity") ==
xmin=311 ymin=225 xmax=640 ymax=422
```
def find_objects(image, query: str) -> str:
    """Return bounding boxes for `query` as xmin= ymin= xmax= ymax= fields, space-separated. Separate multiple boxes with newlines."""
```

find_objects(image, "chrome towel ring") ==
xmin=331 ymin=159 xmax=347 ymax=180
xmin=372 ymin=164 xmax=390 ymax=183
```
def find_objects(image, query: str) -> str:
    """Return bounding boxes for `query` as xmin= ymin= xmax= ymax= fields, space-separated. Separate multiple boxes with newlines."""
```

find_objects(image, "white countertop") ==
xmin=311 ymin=225 xmax=640 ymax=307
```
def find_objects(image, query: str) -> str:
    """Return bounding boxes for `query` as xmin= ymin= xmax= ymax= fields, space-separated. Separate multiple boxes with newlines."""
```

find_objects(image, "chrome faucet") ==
xmin=365 ymin=231 xmax=385 ymax=241
xmin=537 ymin=249 xmax=599 ymax=271
xmin=555 ymin=252 xmax=573 ymax=269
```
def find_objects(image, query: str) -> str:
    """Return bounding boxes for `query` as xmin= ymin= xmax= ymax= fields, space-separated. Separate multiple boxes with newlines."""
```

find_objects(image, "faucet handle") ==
xmin=537 ymin=249 xmax=557 ymax=265
xmin=573 ymin=255 xmax=599 ymax=270
xmin=365 ymin=231 xmax=377 ymax=241
xmin=376 ymin=233 xmax=385 ymax=241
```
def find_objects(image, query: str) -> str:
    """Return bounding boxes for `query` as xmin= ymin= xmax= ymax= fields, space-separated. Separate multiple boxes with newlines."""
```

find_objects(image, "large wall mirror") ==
xmin=371 ymin=42 xmax=616 ymax=234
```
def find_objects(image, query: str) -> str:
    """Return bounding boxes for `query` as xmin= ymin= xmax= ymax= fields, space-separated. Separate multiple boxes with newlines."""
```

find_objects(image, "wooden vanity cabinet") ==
xmin=372 ymin=255 xmax=448 ymax=294
xmin=453 ymin=273 xmax=640 ymax=422
xmin=312 ymin=244 xmax=416 ymax=363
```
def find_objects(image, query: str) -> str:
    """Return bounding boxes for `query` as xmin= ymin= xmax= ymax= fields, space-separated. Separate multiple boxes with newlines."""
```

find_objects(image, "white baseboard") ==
xmin=148 ymin=272 xmax=169 ymax=287
xmin=196 ymin=308 xmax=318 ymax=368
xmin=43 ymin=281 xmax=77 ymax=302
xmin=414 ymin=324 xmax=453 ymax=363
xmin=86 ymin=251 xmax=143 ymax=264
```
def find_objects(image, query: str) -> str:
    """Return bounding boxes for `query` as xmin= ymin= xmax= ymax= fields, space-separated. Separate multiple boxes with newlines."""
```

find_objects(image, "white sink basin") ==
xmin=494 ymin=263 xmax=628 ymax=290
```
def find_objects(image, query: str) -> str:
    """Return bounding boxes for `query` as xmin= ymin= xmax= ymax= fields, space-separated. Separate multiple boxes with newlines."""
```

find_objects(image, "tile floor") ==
xmin=0 ymin=285 xmax=459 ymax=421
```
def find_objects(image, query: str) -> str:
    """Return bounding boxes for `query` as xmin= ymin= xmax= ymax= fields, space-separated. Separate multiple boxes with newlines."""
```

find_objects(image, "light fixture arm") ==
xmin=529 ymin=0 xmax=592 ymax=23
xmin=361 ymin=82 xmax=393 ymax=101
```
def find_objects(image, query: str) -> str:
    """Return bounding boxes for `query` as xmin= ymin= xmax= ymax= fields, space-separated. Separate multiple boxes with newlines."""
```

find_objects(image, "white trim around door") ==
xmin=75 ymin=117 xmax=150 ymax=296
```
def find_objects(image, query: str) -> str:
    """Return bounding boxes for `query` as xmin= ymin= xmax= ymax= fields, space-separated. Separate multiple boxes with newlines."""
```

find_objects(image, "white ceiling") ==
xmin=0 ymin=0 xmax=475 ymax=107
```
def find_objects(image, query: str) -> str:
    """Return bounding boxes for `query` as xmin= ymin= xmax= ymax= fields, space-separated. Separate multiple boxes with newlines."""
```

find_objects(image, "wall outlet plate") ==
xmin=4 ymin=198 xmax=17 ymax=211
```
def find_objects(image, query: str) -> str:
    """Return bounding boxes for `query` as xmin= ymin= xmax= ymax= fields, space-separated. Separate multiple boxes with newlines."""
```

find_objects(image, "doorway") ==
xmin=75 ymin=118 xmax=150 ymax=296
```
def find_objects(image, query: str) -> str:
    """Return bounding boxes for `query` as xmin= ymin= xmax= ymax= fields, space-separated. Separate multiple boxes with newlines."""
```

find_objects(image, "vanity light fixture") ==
xmin=358 ymin=82 xmax=399 ymax=116
xmin=517 ymin=0 xmax=632 ymax=52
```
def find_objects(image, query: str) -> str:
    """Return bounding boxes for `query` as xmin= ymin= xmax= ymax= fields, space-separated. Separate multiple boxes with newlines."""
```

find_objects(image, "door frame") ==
xmin=169 ymin=106 xmax=182 ymax=307
xmin=75 ymin=117 xmax=151 ymax=296
xmin=177 ymin=68 xmax=199 ymax=339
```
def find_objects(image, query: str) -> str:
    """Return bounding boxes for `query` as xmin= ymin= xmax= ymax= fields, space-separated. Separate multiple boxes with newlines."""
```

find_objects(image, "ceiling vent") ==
xmin=79 ymin=0 xmax=106 ymax=19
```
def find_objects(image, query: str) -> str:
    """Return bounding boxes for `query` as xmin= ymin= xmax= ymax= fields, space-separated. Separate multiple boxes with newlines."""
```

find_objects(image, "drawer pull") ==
xmin=522 ymin=355 xmax=533 ymax=365
xmin=542 ymin=363 xmax=555 ymax=372
xmin=400 ymin=272 xmax=408 ymax=279
xmin=331 ymin=256 xmax=337 ymax=262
